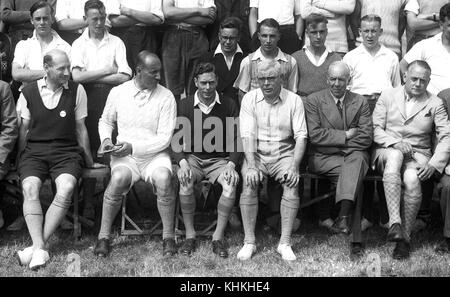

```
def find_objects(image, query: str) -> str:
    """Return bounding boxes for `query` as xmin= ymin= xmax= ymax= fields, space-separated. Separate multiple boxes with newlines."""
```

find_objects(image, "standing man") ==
xmin=292 ymin=13 xmax=341 ymax=98
xmin=405 ymin=0 xmax=448 ymax=50
xmin=304 ymin=61 xmax=372 ymax=257
xmin=15 ymin=49 xmax=94 ymax=270
xmin=93 ymin=51 xmax=177 ymax=258
xmin=234 ymin=18 xmax=298 ymax=103
xmin=400 ymin=3 xmax=450 ymax=95
xmin=203 ymin=16 xmax=244 ymax=106
xmin=162 ymin=0 xmax=216 ymax=101
xmin=248 ymin=0 xmax=303 ymax=54
xmin=300 ymin=0 xmax=356 ymax=56
xmin=71 ymin=0 xmax=132 ymax=220
xmin=344 ymin=14 xmax=401 ymax=112
xmin=0 ymin=81 xmax=18 ymax=230
xmin=372 ymin=60 xmax=450 ymax=260
xmin=108 ymin=0 xmax=165 ymax=71
xmin=173 ymin=62 xmax=241 ymax=258
xmin=238 ymin=60 xmax=308 ymax=261
xmin=11 ymin=1 xmax=71 ymax=90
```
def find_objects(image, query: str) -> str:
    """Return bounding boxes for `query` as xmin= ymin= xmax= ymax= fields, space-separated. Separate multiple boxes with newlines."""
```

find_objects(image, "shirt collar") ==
xmin=82 ymin=27 xmax=110 ymax=42
xmin=132 ymin=79 xmax=153 ymax=100
xmin=330 ymin=91 xmax=346 ymax=103
xmin=252 ymin=47 xmax=288 ymax=62
xmin=194 ymin=91 xmax=221 ymax=107
xmin=31 ymin=29 xmax=63 ymax=44
xmin=303 ymin=45 xmax=330 ymax=55
xmin=38 ymin=77 xmax=68 ymax=91
xmin=359 ymin=43 xmax=388 ymax=57
xmin=255 ymin=88 xmax=285 ymax=104
xmin=214 ymin=44 xmax=243 ymax=56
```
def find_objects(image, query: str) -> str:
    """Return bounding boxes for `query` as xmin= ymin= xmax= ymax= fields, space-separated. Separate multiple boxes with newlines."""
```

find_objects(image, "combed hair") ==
xmin=257 ymin=60 xmax=281 ymax=76
xmin=361 ymin=14 xmax=382 ymax=26
xmin=305 ymin=13 xmax=328 ymax=28
xmin=194 ymin=62 xmax=216 ymax=78
xmin=220 ymin=17 xmax=242 ymax=33
xmin=43 ymin=53 xmax=53 ymax=67
xmin=84 ymin=0 xmax=105 ymax=15
xmin=30 ymin=1 xmax=54 ymax=18
xmin=408 ymin=60 xmax=432 ymax=73
xmin=440 ymin=3 xmax=450 ymax=22
xmin=258 ymin=18 xmax=280 ymax=33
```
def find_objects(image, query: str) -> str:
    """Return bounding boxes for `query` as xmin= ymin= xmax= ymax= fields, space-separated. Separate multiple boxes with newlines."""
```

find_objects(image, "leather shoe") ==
xmin=93 ymin=238 xmax=111 ymax=257
xmin=212 ymin=240 xmax=228 ymax=258
xmin=350 ymin=242 xmax=364 ymax=260
xmin=435 ymin=240 xmax=450 ymax=254
xmin=331 ymin=216 xmax=350 ymax=235
xmin=387 ymin=223 xmax=403 ymax=242
xmin=179 ymin=238 xmax=196 ymax=256
xmin=392 ymin=240 xmax=410 ymax=260
xmin=163 ymin=238 xmax=177 ymax=257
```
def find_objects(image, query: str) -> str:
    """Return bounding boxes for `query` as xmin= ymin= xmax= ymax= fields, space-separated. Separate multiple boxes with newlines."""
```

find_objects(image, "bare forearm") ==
xmin=163 ymin=6 xmax=202 ymax=22
xmin=122 ymin=8 xmax=163 ymax=25
xmin=96 ymin=73 xmax=131 ymax=85
xmin=407 ymin=13 xmax=439 ymax=31
xmin=76 ymin=124 xmax=94 ymax=167
xmin=295 ymin=15 xmax=304 ymax=39
xmin=293 ymin=138 xmax=307 ymax=169
xmin=57 ymin=19 xmax=87 ymax=31
xmin=72 ymin=69 xmax=111 ymax=84
xmin=109 ymin=15 xmax=139 ymax=27
xmin=242 ymin=137 xmax=257 ymax=168
xmin=249 ymin=8 xmax=258 ymax=36
xmin=12 ymin=69 xmax=45 ymax=83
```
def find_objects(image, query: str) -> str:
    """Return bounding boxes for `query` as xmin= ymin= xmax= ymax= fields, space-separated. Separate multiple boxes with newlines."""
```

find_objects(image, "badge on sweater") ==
xmin=60 ymin=110 xmax=67 ymax=118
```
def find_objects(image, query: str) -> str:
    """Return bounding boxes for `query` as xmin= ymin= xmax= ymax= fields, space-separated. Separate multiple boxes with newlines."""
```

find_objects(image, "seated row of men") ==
xmin=2 ymin=42 xmax=450 ymax=270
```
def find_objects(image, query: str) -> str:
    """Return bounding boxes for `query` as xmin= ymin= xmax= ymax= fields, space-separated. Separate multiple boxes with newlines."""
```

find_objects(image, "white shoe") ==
xmin=361 ymin=217 xmax=373 ymax=232
xmin=277 ymin=243 xmax=297 ymax=261
xmin=237 ymin=243 xmax=256 ymax=261
xmin=15 ymin=246 xmax=34 ymax=266
xmin=7 ymin=216 xmax=25 ymax=231
xmin=29 ymin=249 xmax=50 ymax=270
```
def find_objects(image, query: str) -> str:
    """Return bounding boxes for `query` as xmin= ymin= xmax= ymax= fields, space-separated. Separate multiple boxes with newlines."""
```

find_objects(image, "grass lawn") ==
xmin=1 ymin=182 xmax=450 ymax=277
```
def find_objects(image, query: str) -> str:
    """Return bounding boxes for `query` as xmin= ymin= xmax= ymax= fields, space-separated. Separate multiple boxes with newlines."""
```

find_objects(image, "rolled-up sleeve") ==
xmin=115 ymin=38 xmax=132 ymax=76
xmin=239 ymin=92 xmax=256 ymax=139
xmin=292 ymin=95 xmax=308 ymax=140
xmin=98 ymin=87 xmax=118 ymax=143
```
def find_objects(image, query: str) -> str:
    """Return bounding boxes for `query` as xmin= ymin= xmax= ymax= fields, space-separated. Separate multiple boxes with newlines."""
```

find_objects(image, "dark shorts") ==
xmin=18 ymin=142 xmax=84 ymax=183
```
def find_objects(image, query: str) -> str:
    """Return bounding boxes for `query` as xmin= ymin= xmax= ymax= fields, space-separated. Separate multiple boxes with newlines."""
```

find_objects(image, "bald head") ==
xmin=327 ymin=61 xmax=351 ymax=98
xmin=43 ymin=49 xmax=70 ymax=68
xmin=43 ymin=49 xmax=71 ymax=87
xmin=135 ymin=50 xmax=162 ymax=90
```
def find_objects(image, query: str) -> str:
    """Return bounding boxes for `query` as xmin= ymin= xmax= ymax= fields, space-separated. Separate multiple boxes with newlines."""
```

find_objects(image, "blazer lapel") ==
xmin=406 ymin=94 xmax=432 ymax=122
xmin=344 ymin=93 xmax=360 ymax=127
xmin=393 ymin=87 xmax=407 ymax=120
xmin=321 ymin=91 xmax=344 ymax=130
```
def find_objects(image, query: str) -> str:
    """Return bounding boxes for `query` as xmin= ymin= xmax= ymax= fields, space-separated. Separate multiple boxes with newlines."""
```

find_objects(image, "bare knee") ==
xmin=217 ymin=176 xmax=237 ymax=197
xmin=55 ymin=176 xmax=77 ymax=197
xmin=22 ymin=178 xmax=41 ymax=201
xmin=110 ymin=167 xmax=132 ymax=192
xmin=152 ymin=167 xmax=173 ymax=195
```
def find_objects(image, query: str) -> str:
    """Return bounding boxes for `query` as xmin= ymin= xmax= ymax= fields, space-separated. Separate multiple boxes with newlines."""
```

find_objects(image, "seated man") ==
xmin=173 ymin=62 xmax=241 ymax=258
xmin=15 ymin=49 xmax=94 ymax=270
xmin=93 ymin=51 xmax=177 ymax=258
xmin=238 ymin=60 xmax=307 ymax=261
xmin=372 ymin=60 xmax=450 ymax=260
xmin=304 ymin=61 xmax=372 ymax=257
xmin=0 ymin=81 xmax=18 ymax=229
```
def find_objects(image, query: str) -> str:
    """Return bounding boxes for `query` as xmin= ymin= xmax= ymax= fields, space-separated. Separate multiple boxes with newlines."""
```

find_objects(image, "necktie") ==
xmin=336 ymin=99 xmax=343 ymax=117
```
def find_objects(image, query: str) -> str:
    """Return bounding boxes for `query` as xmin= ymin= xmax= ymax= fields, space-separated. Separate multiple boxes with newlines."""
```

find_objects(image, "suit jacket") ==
xmin=0 ymin=81 xmax=18 ymax=164
xmin=304 ymin=89 xmax=373 ymax=156
xmin=373 ymin=86 xmax=450 ymax=173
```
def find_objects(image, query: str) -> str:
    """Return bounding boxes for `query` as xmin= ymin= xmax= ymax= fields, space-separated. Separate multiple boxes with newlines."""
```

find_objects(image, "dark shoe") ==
xmin=435 ymin=240 xmax=450 ymax=254
xmin=350 ymin=242 xmax=364 ymax=260
xmin=162 ymin=238 xmax=177 ymax=257
xmin=212 ymin=240 xmax=229 ymax=258
xmin=93 ymin=238 xmax=110 ymax=257
xmin=179 ymin=238 xmax=196 ymax=256
xmin=393 ymin=241 xmax=410 ymax=260
xmin=387 ymin=223 xmax=403 ymax=242
xmin=331 ymin=216 xmax=350 ymax=235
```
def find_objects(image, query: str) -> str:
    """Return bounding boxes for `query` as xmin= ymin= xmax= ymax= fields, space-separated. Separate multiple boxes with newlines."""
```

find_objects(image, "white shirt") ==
xmin=174 ymin=0 xmax=215 ymax=9
xmin=403 ymin=33 xmax=450 ymax=95
xmin=17 ymin=78 xmax=88 ymax=121
xmin=343 ymin=44 xmax=401 ymax=95
xmin=214 ymin=44 xmax=243 ymax=70
xmin=303 ymin=45 xmax=330 ymax=67
xmin=194 ymin=91 xmax=221 ymax=114
xmin=107 ymin=0 xmax=165 ymax=25
xmin=13 ymin=30 xmax=71 ymax=71
xmin=99 ymin=80 xmax=176 ymax=158
xmin=71 ymin=29 xmax=132 ymax=76
xmin=250 ymin=0 xmax=301 ymax=25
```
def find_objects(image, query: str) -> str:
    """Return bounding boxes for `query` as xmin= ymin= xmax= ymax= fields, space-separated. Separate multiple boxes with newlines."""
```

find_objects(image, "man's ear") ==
xmin=194 ymin=77 xmax=199 ymax=88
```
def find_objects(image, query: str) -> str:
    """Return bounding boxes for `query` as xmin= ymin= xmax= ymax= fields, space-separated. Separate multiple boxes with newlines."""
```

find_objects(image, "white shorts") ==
xmin=110 ymin=152 xmax=173 ymax=187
